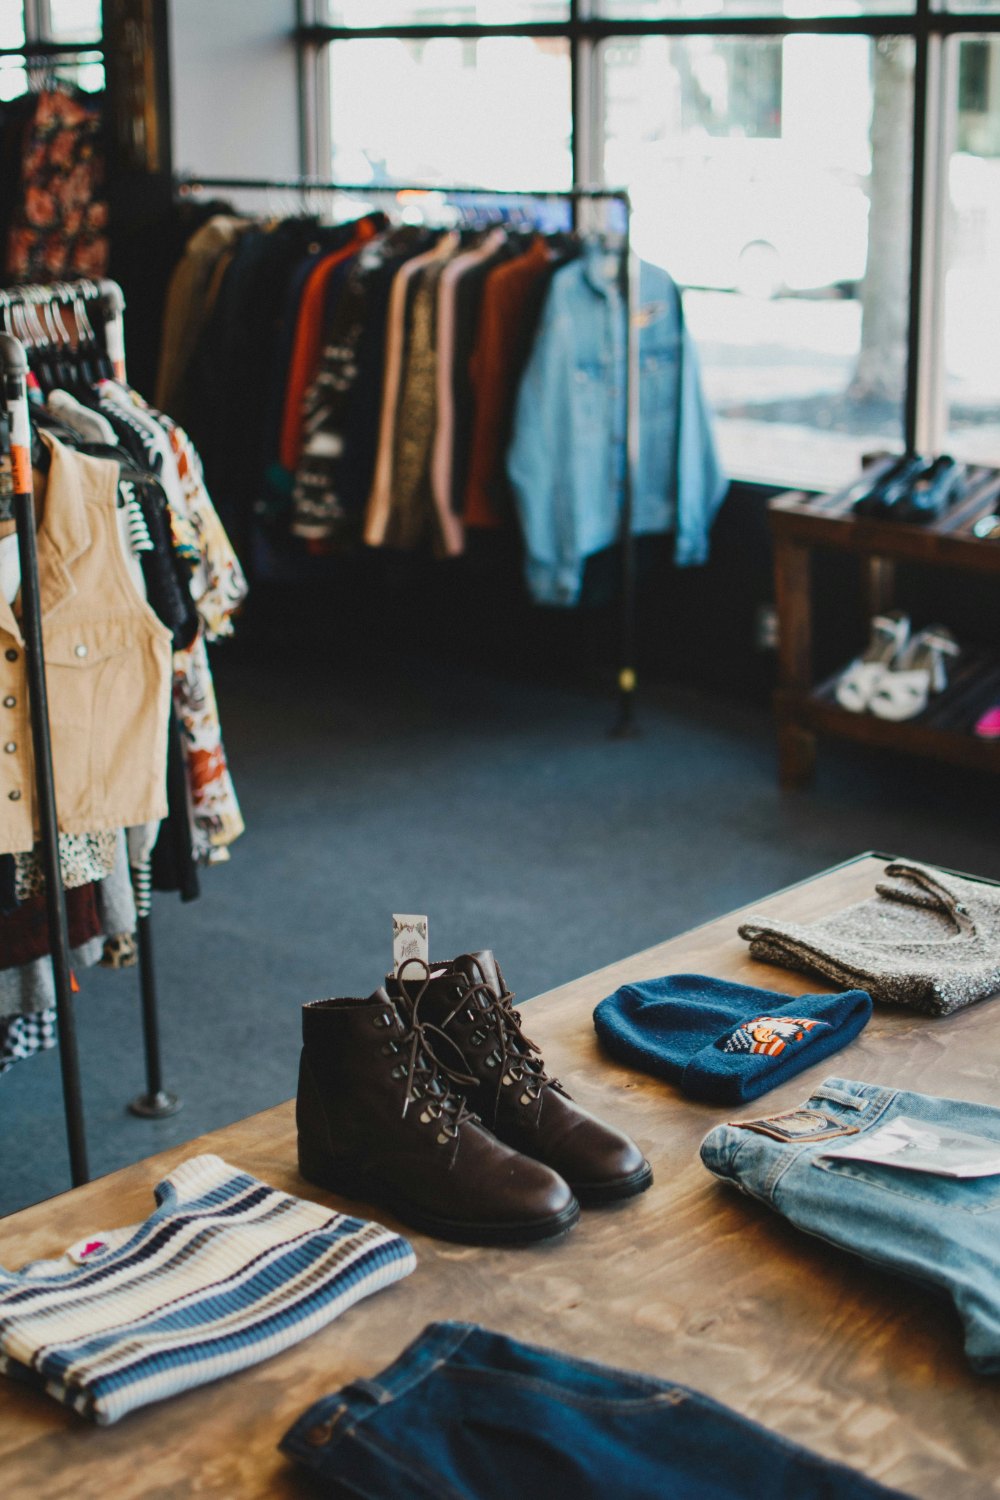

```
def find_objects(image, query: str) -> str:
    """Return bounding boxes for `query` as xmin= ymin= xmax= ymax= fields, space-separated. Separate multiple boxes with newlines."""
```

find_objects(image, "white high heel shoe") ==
xmin=868 ymin=625 xmax=960 ymax=722
xmin=834 ymin=612 xmax=910 ymax=713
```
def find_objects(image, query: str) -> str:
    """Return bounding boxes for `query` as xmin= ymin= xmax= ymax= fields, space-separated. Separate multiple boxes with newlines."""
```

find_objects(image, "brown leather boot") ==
xmin=296 ymin=985 xmax=580 ymax=1246
xmin=389 ymin=954 xmax=653 ymax=1205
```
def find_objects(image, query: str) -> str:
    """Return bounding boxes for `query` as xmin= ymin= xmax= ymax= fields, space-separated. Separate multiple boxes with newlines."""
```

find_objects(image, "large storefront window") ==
xmin=323 ymin=2 xmax=569 ymax=23
xmin=595 ymin=0 xmax=915 ymax=13
xmin=47 ymin=0 xmax=102 ymax=42
xmin=944 ymin=35 xmax=1000 ymax=465
xmin=328 ymin=36 xmax=572 ymax=190
xmin=316 ymin=7 xmax=999 ymax=487
xmin=0 ymin=1 xmax=103 ymax=91
xmin=602 ymin=33 xmax=913 ymax=488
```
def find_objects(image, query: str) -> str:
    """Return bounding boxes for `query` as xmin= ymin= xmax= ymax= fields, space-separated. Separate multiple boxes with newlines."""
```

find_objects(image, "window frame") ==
xmin=0 ymin=0 xmax=103 ymax=52
xmin=296 ymin=0 xmax=1000 ymax=481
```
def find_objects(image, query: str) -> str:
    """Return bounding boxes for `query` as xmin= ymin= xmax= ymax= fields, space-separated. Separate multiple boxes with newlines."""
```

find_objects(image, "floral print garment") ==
xmin=96 ymin=382 xmax=248 ymax=641
xmin=14 ymin=830 xmax=119 ymax=900
xmin=161 ymin=416 xmax=249 ymax=640
xmin=172 ymin=635 xmax=244 ymax=862
xmin=6 ymin=87 xmax=109 ymax=282
xmin=93 ymin=383 xmax=247 ymax=862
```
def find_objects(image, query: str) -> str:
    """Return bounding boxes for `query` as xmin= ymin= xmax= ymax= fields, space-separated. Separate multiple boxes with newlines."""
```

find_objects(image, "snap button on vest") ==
xmin=4 ymin=648 xmax=16 ymax=662
xmin=8 ymin=789 xmax=20 ymax=801
xmin=2 ymin=696 xmax=13 ymax=708
xmin=4 ymin=742 xmax=14 ymax=752
xmin=74 ymin=643 xmax=88 ymax=658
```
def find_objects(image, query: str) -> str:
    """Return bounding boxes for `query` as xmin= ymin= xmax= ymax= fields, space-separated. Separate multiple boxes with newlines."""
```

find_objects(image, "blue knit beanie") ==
xmin=594 ymin=974 xmax=872 ymax=1104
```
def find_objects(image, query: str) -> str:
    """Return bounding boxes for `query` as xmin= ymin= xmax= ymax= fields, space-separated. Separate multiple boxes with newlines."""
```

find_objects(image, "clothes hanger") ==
xmin=37 ymin=295 xmax=77 ymax=391
xmin=69 ymin=289 xmax=105 ymax=385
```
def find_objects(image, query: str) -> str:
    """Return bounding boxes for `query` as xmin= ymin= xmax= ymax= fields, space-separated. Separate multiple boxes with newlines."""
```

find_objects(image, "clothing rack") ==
xmin=176 ymin=175 xmax=641 ymax=736
xmin=0 ymin=278 xmax=179 ymax=1190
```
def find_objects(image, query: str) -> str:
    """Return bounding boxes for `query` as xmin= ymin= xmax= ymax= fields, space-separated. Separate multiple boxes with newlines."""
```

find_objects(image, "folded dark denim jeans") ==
xmin=281 ymin=1321 xmax=908 ymax=1498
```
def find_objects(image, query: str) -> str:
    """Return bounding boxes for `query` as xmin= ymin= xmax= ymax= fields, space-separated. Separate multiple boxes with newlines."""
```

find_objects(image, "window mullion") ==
xmin=22 ymin=0 xmax=46 ymax=46
xmin=911 ymin=30 xmax=951 ymax=456
xmin=297 ymin=0 xmax=330 ymax=180
xmin=573 ymin=35 xmax=596 ymax=173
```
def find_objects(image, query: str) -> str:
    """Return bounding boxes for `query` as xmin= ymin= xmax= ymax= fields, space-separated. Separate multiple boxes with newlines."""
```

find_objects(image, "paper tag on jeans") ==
xmin=393 ymin=914 xmax=428 ymax=977
xmin=821 ymin=1115 xmax=1000 ymax=1178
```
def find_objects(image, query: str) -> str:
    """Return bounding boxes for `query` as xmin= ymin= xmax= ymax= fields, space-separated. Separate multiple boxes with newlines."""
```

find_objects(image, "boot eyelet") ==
xmin=464 ymin=1007 xmax=477 ymax=1022
xmin=390 ymin=1063 xmax=406 ymax=1079
xmin=484 ymin=1054 xmax=498 ymax=1069
xmin=381 ymin=1041 xmax=399 ymax=1055
xmin=419 ymin=1109 xmax=432 ymax=1124
xmin=436 ymin=1131 xmax=450 ymax=1145
xmin=372 ymin=1012 xmax=392 ymax=1028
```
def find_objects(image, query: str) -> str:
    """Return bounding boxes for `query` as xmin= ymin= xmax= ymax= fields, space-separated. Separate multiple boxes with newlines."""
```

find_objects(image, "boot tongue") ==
xmin=391 ymin=952 xmax=503 ymax=1029
xmin=390 ymin=963 xmax=465 ymax=1027
xmin=450 ymin=951 xmax=502 ymax=998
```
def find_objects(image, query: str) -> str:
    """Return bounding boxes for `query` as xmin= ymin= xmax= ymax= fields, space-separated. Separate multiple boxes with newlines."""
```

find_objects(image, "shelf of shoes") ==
xmin=768 ymin=459 xmax=1000 ymax=788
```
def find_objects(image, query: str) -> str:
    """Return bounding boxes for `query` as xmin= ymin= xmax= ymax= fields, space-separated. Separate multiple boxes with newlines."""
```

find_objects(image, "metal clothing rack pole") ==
xmin=0 ymin=279 xmax=179 ymax=1191
xmin=0 ymin=331 xmax=89 ymax=1185
xmin=96 ymin=280 xmax=180 ymax=1123
xmin=177 ymin=174 xmax=641 ymax=735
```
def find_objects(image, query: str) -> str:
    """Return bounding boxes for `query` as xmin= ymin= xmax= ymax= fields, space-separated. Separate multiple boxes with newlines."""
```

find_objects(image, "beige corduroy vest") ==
xmin=0 ymin=432 xmax=173 ymax=854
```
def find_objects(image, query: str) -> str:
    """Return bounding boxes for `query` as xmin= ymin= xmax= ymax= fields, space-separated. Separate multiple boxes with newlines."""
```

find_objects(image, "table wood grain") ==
xmin=2 ymin=854 xmax=998 ymax=1498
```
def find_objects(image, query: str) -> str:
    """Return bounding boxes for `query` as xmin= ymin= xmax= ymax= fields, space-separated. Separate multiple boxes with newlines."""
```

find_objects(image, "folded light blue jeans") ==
xmin=701 ymin=1075 xmax=1000 ymax=1373
xmin=281 ymin=1321 xmax=907 ymax=1498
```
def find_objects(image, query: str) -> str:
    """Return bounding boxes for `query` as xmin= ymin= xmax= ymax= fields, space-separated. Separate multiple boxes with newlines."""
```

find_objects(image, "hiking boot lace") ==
xmin=441 ymin=956 xmax=558 ymax=1123
xmin=395 ymin=958 xmax=479 ymax=1141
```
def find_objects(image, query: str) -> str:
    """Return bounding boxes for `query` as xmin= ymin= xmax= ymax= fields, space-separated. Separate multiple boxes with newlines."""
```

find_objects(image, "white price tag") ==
xmin=393 ymin=914 xmax=428 ymax=977
xmin=822 ymin=1116 xmax=1000 ymax=1179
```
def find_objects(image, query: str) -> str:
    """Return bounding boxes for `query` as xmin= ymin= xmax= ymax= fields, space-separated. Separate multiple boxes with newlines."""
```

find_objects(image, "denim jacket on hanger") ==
xmin=506 ymin=244 xmax=726 ymax=607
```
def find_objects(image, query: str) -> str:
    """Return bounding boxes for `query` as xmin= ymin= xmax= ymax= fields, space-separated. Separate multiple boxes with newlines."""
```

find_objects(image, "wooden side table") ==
xmin=769 ymin=460 xmax=1000 ymax=788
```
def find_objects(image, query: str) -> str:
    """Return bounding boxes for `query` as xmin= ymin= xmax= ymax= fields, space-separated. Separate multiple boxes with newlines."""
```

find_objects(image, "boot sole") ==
xmin=571 ymin=1159 xmax=654 ymax=1207
xmin=298 ymin=1142 xmax=581 ymax=1247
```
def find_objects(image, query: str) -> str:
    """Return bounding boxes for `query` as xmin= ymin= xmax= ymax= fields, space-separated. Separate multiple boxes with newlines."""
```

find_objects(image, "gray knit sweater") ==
xmin=739 ymin=861 xmax=1000 ymax=1016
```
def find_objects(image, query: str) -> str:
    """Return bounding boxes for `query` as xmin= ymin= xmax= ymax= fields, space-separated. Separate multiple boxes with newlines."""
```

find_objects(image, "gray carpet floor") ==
xmin=2 ymin=652 xmax=998 ymax=1216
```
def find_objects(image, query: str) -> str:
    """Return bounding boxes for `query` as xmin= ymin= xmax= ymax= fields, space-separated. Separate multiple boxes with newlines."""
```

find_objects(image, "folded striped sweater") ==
xmin=0 ymin=1154 xmax=416 ymax=1424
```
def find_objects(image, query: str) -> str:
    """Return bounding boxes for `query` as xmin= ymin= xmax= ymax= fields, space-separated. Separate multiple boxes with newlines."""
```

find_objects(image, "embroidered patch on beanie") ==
xmin=719 ymin=1015 xmax=830 ymax=1057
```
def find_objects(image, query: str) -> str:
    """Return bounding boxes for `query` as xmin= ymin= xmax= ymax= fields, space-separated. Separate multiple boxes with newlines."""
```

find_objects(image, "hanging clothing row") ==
xmin=0 ymin=281 xmax=246 ymax=1093
xmin=160 ymin=187 xmax=726 ymax=610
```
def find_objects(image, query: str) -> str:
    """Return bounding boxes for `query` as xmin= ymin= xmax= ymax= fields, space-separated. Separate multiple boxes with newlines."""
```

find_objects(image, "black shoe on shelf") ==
xmin=894 ymin=454 xmax=965 ymax=523
xmin=852 ymin=453 xmax=927 ymax=517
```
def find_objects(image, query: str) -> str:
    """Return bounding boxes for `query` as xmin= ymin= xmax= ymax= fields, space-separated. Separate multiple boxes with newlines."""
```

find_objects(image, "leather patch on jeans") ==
xmin=732 ymin=1107 xmax=861 ymax=1144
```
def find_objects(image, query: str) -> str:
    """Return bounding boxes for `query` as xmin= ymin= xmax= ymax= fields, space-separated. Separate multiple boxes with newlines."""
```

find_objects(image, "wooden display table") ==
xmin=770 ymin=462 xmax=1000 ymax=788
xmin=3 ymin=854 xmax=1000 ymax=1499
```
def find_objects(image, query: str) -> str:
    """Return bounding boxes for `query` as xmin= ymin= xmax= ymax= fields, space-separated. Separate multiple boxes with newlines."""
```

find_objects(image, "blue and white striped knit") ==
xmin=0 ymin=1155 xmax=416 ymax=1425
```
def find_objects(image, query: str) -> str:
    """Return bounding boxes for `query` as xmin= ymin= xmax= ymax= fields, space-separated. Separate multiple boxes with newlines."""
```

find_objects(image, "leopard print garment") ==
xmin=14 ymin=831 xmax=119 ymax=902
